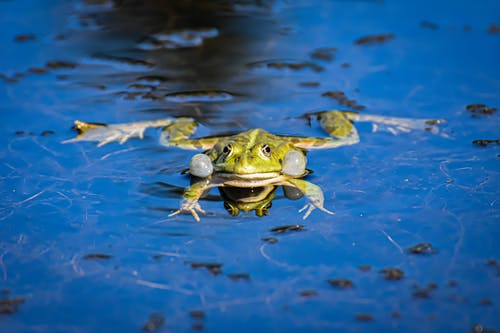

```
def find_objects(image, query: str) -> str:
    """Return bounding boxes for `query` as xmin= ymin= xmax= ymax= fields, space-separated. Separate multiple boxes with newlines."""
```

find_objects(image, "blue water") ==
xmin=1 ymin=1 xmax=499 ymax=332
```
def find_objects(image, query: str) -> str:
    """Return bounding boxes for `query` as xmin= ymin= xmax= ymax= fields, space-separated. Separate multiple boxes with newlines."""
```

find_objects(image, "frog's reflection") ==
xmin=218 ymin=185 xmax=304 ymax=217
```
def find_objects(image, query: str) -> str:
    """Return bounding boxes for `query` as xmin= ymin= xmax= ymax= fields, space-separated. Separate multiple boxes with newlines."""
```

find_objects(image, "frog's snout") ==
xmin=190 ymin=154 xmax=213 ymax=178
xmin=281 ymin=151 xmax=307 ymax=177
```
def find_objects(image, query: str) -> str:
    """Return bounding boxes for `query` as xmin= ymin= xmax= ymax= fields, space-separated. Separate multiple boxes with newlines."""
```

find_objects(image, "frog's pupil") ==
xmin=262 ymin=144 xmax=271 ymax=154
xmin=223 ymin=145 xmax=231 ymax=154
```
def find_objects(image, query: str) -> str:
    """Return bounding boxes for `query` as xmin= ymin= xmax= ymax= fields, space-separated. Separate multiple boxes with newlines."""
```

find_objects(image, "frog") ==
xmin=64 ymin=110 xmax=444 ymax=221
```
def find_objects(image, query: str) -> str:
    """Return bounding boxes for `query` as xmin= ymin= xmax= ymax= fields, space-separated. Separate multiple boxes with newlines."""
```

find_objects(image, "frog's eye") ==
xmin=260 ymin=144 xmax=271 ymax=157
xmin=282 ymin=150 xmax=307 ymax=177
xmin=223 ymin=144 xmax=232 ymax=155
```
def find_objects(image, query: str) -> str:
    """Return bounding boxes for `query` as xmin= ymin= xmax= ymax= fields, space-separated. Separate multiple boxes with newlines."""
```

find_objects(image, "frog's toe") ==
xmin=299 ymin=203 xmax=334 ymax=220
xmin=168 ymin=202 xmax=205 ymax=222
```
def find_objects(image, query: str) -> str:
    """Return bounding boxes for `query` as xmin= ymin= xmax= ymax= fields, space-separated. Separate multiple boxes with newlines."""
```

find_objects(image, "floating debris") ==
xmin=340 ymin=62 xmax=351 ymax=68
xmin=472 ymin=139 xmax=500 ymax=147
xmin=261 ymin=237 xmax=278 ymax=244
xmin=299 ymin=81 xmax=320 ymax=87
xmin=488 ymin=24 xmax=500 ymax=34
xmin=310 ymin=47 xmax=337 ymax=61
xmin=448 ymin=280 xmax=458 ymax=287
xmin=189 ymin=310 xmax=205 ymax=319
xmin=412 ymin=283 xmax=438 ymax=299
xmin=471 ymin=324 xmax=500 ymax=333
xmin=299 ymin=290 xmax=318 ymax=298
xmin=354 ymin=33 xmax=395 ymax=45
xmin=189 ymin=262 xmax=223 ymax=275
xmin=142 ymin=312 xmax=165 ymax=332
xmin=328 ymin=278 xmax=354 ymax=289
xmin=0 ymin=297 xmax=26 ymax=314
xmin=270 ymin=225 xmax=304 ymax=234
xmin=40 ymin=130 xmax=55 ymax=136
xmin=479 ymin=298 xmax=493 ymax=306
xmin=321 ymin=90 xmax=365 ymax=110
xmin=420 ymin=20 xmax=439 ymax=30
xmin=227 ymin=273 xmax=251 ymax=282
xmin=247 ymin=60 xmax=324 ymax=72
xmin=407 ymin=242 xmax=437 ymax=255
xmin=391 ymin=311 xmax=401 ymax=318
xmin=358 ymin=265 xmax=372 ymax=272
xmin=138 ymin=28 xmax=219 ymax=50
xmin=82 ymin=253 xmax=112 ymax=260
xmin=380 ymin=268 xmax=404 ymax=280
xmin=487 ymin=259 xmax=498 ymax=267
xmin=355 ymin=313 xmax=374 ymax=322
xmin=28 ymin=67 xmax=47 ymax=74
xmin=45 ymin=60 xmax=78 ymax=70
xmin=14 ymin=33 xmax=36 ymax=42
xmin=164 ymin=90 xmax=234 ymax=103
xmin=466 ymin=104 xmax=498 ymax=117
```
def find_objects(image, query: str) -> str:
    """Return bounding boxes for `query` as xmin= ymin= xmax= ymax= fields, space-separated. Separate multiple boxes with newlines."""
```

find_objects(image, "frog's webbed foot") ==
xmin=299 ymin=202 xmax=334 ymax=220
xmin=352 ymin=114 xmax=446 ymax=136
xmin=63 ymin=119 xmax=174 ymax=146
xmin=168 ymin=200 xmax=206 ymax=222
xmin=284 ymin=178 xmax=334 ymax=220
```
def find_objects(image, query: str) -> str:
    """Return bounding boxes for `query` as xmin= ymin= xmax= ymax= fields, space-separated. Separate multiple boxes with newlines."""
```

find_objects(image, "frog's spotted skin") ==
xmin=65 ymin=110 xmax=444 ymax=221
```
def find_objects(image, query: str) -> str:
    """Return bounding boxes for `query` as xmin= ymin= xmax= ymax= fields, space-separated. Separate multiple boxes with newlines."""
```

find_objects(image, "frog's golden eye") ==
xmin=260 ymin=144 xmax=271 ymax=157
xmin=223 ymin=144 xmax=232 ymax=155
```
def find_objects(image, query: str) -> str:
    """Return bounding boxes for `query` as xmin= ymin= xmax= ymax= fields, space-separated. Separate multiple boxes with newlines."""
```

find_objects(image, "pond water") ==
xmin=1 ymin=1 xmax=499 ymax=332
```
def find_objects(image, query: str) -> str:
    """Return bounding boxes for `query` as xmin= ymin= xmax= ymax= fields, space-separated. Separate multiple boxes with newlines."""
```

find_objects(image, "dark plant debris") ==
xmin=328 ymin=278 xmax=354 ymax=289
xmin=358 ymin=265 xmax=372 ymax=272
xmin=142 ymin=312 xmax=165 ymax=332
xmin=380 ymin=268 xmax=404 ymax=281
xmin=471 ymin=324 xmax=500 ymax=333
xmin=466 ymin=104 xmax=498 ymax=117
xmin=354 ymin=33 xmax=395 ymax=45
xmin=189 ymin=262 xmax=223 ymax=275
xmin=46 ymin=60 xmax=78 ymax=70
xmin=227 ymin=273 xmax=251 ymax=282
xmin=479 ymin=298 xmax=493 ymax=306
xmin=412 ymin=283 xmax=438 ymax=299
xmin=270 ymin=225 xmax=305 ymax=234
xmin=310 ymin=47 xmax=337 ymax=61
xmin=82 ymin=253 xmax=112 ymax=260
xmin=321 ymin=90 xmax=365 ymax=110
xmin=355 ymin=313 xmax=374 ymax=322
xmin=407 ymin=242 xmax=437 ymax=255
xmin=472 ymin=140 xmax=500 ymax=147
xmin=14 ymin=33 xmax=36 ymax=42
xmin=189 ymin=310 xmax=205 ymax=319
xmin=299 ymin=290 xmax=318 ymax=298
xmin=0 ymin=297 xmax=26 ymax=314
xmin=420 ymin=20 xmax=439 ymax=30
xmin=247 ymin=60 xmax=324 ymax=72
xmin=261 ymin=237 xmax=278 ymax=244
xmin=488 ymin=24 xmax=500 ymax=34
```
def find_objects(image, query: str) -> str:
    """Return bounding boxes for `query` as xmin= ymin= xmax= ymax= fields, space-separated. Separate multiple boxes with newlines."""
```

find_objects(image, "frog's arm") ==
xmin=284 ymin=110 xmax=360 ymax=149
xmin=63 ymin=119 xmax=176 ymax=146
xmin=282 ymin=178 xmax=334 ymax=219
xmin=160 ymin=118 xmax=227 ymax=150
xmin=168 ymin=178 xmax=219 ymax=222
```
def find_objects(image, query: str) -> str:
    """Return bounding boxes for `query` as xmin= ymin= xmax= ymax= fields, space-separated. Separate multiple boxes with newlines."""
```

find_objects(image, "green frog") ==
xmin=64 ymin=110 xmax=443 ymax=221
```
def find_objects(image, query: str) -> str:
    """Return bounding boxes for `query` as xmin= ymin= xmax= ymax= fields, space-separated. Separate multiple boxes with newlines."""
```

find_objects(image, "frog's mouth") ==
xmin=216 ymin=171 xmax=281 ymax=180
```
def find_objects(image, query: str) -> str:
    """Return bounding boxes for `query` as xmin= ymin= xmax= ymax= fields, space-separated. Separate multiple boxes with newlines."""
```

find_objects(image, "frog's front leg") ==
xmin=283 ymin=178 xmax=334 ymax=219
xmin=168 ymin=178 xmax=218 ymax=222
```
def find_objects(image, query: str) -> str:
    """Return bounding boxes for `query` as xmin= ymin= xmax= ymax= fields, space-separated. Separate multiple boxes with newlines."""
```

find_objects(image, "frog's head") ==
xmin=189 ymin=131 xmax=307 ymax=179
